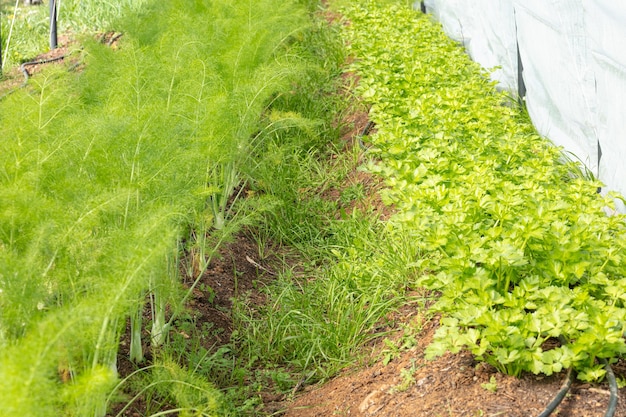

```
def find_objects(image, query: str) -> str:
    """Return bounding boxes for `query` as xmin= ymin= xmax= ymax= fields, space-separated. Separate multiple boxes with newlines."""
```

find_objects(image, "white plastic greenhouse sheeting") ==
xmin=422 ymin=0 xmax=626 ymax=212
xmin=421 ymin=0 xmax=518 ymax=92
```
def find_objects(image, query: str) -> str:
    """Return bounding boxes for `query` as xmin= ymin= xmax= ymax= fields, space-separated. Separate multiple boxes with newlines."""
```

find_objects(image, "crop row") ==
xmin=0 ymin=0 xmax=310 ymax=415
xmin=341 ymin=0 xmax=626 ymax=381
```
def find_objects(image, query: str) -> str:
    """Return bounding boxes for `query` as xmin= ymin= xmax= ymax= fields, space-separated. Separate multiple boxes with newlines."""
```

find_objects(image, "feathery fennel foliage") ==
xmin=0 ymin=0 xmax=310 ymax=414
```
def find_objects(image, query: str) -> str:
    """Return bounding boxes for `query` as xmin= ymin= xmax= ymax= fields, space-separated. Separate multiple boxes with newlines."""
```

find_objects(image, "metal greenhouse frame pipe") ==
xmin=0 ymin=1 xmax=4 ymax=74
xmin=50 ymin=0 xmax=58 ymax=50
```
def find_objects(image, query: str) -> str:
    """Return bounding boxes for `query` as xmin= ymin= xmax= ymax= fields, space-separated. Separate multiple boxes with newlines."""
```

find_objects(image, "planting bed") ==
xmin=4 ymin=1 xmax=626 ymax=416
xmin=106 ymin=90 xmax=626 ymax=416
xmin=108 ymin=232 xmax=626 ymax=416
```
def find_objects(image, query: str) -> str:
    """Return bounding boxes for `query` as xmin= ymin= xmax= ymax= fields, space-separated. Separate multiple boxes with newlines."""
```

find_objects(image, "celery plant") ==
xmin=341 ymin=0 xmax=626 ymax=381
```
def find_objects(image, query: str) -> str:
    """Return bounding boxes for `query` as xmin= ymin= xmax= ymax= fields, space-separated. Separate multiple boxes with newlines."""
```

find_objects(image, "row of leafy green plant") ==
xmin=0 ymin=0 xmax=323 ymax=415
xmin=340 ymin=0 xmax=626 ymax=382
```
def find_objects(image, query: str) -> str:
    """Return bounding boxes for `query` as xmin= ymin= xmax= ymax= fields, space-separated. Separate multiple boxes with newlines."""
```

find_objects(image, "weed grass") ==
xmin=225 ymin=3 xmax=427 ymax=401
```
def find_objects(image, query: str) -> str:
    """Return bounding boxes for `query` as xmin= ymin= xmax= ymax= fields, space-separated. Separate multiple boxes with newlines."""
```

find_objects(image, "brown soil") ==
xmin=282 ymin=315 xmax=626 ymax=417
xmin=324 ymin=73 xmax=391 ymax=222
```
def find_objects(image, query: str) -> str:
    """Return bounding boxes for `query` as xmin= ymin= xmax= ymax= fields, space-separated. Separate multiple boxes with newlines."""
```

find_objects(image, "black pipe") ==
xmin=597 ymin=140 xmax=603 ymax=193
xmin=50 ymin=0 xmax=58 ymax=50
xmin=358 ymin=120 xmax=375 ymax=150
xmin=536 ymin=367 xmax=574 ymax=417
xmin=601 ymin=359 xmax=618 ymax=417
xmin=19 ymin=55 xmax=66 ymax=83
